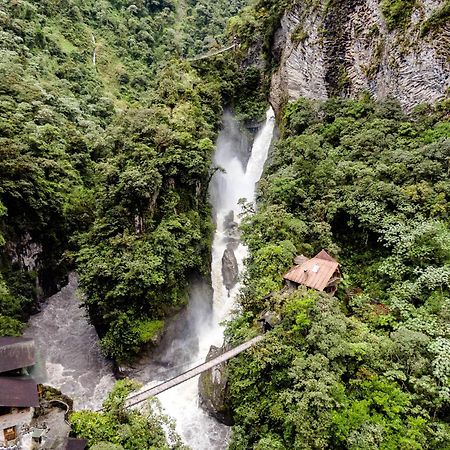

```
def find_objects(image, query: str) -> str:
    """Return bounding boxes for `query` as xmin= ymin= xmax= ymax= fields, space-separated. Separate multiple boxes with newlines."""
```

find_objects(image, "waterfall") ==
xmin=24 ymin=107 xmax=275 ymax=449
xmin=151 ymin=107 xmax=275 ymax=449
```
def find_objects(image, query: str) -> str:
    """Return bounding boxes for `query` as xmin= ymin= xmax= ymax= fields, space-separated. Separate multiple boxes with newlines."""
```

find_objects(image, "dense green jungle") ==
xmin=227 ymin=96 xmax=450 ymax=449
xmin=0 ymin=0 xmax=250 ymax=354
xmin=0 ymin=0 xmax=449 ymax=448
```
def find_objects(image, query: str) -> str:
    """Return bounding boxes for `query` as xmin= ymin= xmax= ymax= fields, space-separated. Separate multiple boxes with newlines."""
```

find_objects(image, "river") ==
xmin=24 ymin=273 xmax=115 ymax=410
xmin=25 ymin=107 xmax=275 ymax=448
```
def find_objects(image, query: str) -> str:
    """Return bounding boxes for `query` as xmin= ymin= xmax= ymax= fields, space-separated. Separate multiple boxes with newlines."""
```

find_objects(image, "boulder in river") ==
xmin=222 ymin=246 xmax=238 ymax=292
xmin=222 ymin=210 xmax=236 ymax=231
xmin=223 ymin=211 xmax=240 ymax=250
xmin=198 ymin=345 xmax=233 ymax=426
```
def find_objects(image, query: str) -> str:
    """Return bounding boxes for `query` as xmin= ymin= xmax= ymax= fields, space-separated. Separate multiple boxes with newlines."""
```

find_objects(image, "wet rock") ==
xmin=222 ymin=247 xmax=239 ymax=291
xmin=5 ymin=232 xmax=68 ymax=300
xmin=223 ymin=211 xmax=240 ymax=250
xmin=260 ymin=311 xmax=281 ymax=327
xmin=5 ymin=232 xmax=42 ymax=272
xmin=32 ymin=406 xmax=70 ymax=449
xmin=37 ymin=385 xmax=74 ymax=416
xmin=224 ymin=236 xmax=240 ymax=251
xmin=223 ymin=210 xmax=236 ymax=231
xmin=258 ymin=310 xmax=282 ymax=332
xmin=198 ymin=345 xmax=233 ymax=426
xmin=113 ymin=362 xmax=130 ymax=380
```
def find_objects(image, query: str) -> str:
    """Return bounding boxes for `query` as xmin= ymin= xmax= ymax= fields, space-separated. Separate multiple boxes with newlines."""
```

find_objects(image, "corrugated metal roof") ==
xmin=315 ymin=249 xmax=337 ymax=263
xmin=283 ymin=250 xmax=339 ymax=291
xmin=0 ymin=377 xmax=39 ymax=407
xmin=0 ymin=337 xmax=35 ymax=373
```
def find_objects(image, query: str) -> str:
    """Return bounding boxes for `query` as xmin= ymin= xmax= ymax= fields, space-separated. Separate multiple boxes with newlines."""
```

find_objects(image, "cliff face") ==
xmin=269 ymin=0 xmax=450 ymax=113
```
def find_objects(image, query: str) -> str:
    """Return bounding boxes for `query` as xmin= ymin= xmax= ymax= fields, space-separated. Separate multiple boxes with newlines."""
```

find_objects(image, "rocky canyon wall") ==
xmin=269 ymin=0 xmax=450 ymax=112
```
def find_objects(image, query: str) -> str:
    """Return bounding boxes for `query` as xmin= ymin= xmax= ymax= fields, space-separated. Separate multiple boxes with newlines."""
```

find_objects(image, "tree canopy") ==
xmin=226 ymin=97 xmax=450 ymax=449
xmin=0 ymin=0 xmax=250 ymax=357
xmin=70 ymin=379 xmax=187 ymax=449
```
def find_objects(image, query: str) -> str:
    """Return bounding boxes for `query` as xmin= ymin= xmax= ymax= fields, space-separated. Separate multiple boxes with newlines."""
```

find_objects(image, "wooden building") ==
xmin=0 ymin=337 xmax=38 ymax=449
xmin=0 ymin=378 xmax=39 ymax=447
xmin=283 ymin=250 xmax=341 ymax=295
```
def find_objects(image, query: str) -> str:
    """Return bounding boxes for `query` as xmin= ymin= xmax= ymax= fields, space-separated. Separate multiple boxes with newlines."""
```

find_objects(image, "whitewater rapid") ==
xmin=151 ymin=107 xmax=275 ymax=448
xmin=24 ymin=273 xmax=115 ymax=410
xmin=25 ymin=107 xmax=275 ymax=449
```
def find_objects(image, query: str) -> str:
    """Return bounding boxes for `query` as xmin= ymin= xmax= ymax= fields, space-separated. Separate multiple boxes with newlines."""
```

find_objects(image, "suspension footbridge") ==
xmin=124 ymin=334 xmax=264 ymax=409
xmin=186 ymin=43 xmax=237 ymax=62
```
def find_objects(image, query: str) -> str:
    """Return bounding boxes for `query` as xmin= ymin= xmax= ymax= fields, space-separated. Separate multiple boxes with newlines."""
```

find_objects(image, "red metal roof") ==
xmin=283 ymin=250 xmax=339 ymax=291
xmin=0 ymin=377 xmax=39 ymax=407
xmin=293 ymin=254 xmax=308 ymax=265
xmin=314 ymin=249 xmax=337 ymax=263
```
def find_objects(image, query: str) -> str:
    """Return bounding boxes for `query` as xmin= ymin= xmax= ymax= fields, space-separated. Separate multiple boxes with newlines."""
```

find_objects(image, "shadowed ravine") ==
xmin=139 ymin=107 xmax=275 ymax=449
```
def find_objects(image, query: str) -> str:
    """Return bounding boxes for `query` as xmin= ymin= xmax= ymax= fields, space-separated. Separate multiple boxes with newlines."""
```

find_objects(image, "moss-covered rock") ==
xmin=198 ymin=345 xmax=233 ymax=425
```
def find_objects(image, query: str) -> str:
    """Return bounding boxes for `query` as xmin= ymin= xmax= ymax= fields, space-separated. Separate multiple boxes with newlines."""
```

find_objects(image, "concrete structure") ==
xmin=0 ymin=407 xmax=33 ymax=447
xmin=0 ymin=378 xmax=39 ymax=448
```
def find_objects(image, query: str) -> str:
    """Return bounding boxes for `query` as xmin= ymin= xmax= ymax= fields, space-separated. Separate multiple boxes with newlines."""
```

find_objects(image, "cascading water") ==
xmin=24 ymin=273 xmax=115 ymax=410
xmin=24 ymin=106 xmax=275 ymax=449
xmin=138 ymin=107 xmax=276 ymax=449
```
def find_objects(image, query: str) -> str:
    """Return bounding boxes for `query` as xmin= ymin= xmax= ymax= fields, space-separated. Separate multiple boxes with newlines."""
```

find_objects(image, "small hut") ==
xmin=283 ymin=250 xmax=341 ymax=295
xmin=0 ymin=378 xmax=39 ymax=446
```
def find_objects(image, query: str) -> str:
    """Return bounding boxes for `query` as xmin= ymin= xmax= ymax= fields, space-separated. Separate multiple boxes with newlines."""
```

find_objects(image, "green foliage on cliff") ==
xmin=70 ymin=379 xmax=187 ymax=449
xmin=228 ymin=0 xmax=289 ymax=54
xmin=380 ymin=0 xmax=415 ymax=31
xmin=421 ymin=1 xmax=450 ymax=36
xmin=75 ymin=59 xmax=222 ymax=362
xmin=229 ymin=291 xmax=446 ymax=449
xmin=0 ymin=274 xmax=26 ymax=336
xmin=0 ymin=0 xmax=248 ymax=356
xmin=227 ymin=97 xmax=450 ymax=448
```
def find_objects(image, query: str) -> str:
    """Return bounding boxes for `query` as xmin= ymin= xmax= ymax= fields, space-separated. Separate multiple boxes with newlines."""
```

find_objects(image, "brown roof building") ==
xmin=0 ymin=339 xmax=38 ymax=447
xmin=283 ymin=250 xmax=341 ymax=295
xmin=0 ymin=337 xmax=35 ymax=374
xmin=0 ymin=378 xmax=39 ymax=408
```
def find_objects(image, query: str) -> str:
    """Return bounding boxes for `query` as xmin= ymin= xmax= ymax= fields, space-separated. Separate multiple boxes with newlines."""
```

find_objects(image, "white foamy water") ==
xmin=24 ymin=274 xmax=115 ymax=410
xmin=24 ymin=107 xmax=275 ymax=449
xmin=151 ymin=107 xmax=275 ymax=449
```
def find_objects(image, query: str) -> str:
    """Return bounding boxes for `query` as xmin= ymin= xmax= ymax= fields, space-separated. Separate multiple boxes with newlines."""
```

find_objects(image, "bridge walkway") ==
xmin=124 ymin=334 xmax=264 ymax=408
xmin=186 ymin=43 xmax=237 ymax=62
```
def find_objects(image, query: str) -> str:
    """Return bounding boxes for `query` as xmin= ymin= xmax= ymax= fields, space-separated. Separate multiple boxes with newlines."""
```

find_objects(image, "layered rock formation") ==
xmin=270 ymin=0 xmax=450 ymax=112
xmin=4 ymin=232 xmax=66 ymax=300
xmin=221 ymin=211 xmax=240 ymax=293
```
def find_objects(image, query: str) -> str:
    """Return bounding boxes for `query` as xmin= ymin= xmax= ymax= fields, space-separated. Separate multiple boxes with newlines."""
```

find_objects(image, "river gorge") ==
xmin=25 ymin=108 xmax=275 ymax=449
